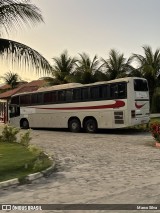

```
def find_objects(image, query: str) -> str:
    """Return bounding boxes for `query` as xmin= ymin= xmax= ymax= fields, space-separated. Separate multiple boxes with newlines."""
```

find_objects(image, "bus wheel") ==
xmin=84 ymin=118 xmax=97 ymax=133
xmin=69 ymin=118 xmax=81 ymax=133
xmin=21 ymin=119 xmax=29 ymax=129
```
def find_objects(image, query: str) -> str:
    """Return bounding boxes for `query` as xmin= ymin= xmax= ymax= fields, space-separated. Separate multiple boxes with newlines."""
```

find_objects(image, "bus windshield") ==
xmin=9 ymin=105 xmax=20 ymax=118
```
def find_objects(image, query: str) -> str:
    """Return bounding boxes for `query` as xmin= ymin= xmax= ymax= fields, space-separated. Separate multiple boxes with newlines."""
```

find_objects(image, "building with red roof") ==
xmin=0 ymin=79 xmax=47 ymax=123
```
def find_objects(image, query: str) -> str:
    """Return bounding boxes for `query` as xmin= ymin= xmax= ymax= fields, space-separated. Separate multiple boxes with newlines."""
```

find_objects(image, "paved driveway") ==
xmin=1 ymin=128 xmax=160 ymax=212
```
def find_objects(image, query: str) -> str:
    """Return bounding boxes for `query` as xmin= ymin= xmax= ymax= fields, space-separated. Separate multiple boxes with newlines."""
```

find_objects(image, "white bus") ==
xmin=9 ymin=77 xmax=150 ymax=133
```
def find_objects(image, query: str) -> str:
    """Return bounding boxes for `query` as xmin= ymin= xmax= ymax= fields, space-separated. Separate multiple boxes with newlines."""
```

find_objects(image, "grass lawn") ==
xmin=0 ymin=142 xmax=52 ymax=182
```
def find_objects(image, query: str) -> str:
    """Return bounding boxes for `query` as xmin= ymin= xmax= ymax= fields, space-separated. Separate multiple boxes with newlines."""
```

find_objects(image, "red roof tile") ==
xmin=0 ymin=84 xmax=11 ymax=90
xmin=0 ymin=87 xmax=22 ymax=99
xmin=0 ymin=80 xmax=47 ymax=99
xmin=0 ymin=81 xmax=28 ymax=90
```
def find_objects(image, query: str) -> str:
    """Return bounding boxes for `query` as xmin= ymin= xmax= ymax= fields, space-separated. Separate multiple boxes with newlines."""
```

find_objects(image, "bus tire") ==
xmin=21 ymin=119 xmax=29 ymax=129
xmin=84 ymin=118 xmax=97 ymax=133
xmin=68 ymin=118 xmax=81 ymax=133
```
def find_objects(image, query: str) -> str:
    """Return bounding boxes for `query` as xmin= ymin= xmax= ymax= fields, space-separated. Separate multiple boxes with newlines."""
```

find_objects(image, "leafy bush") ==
xmin=33 ymin=158 xmax=44 ymax=172
xmin=150 ymin=122 xmax=160 ymax=143
xmin=0 ymin=125 xmax=19 ymax=143
xmin=32 ymin=154 xmax=52 ymax=172
xmin=27 ymin=144 xmax=43 ymax=156
xmin=19 ymin=130 xmax=32 ymax=147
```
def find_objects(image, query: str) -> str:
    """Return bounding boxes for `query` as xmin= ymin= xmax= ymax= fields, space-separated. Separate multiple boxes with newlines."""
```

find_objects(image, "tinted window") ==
xmin=11 ymin=96 xmax=19 ymax=105
xmin=37 ymin=93 xmax=43 ymax=104
xmin=110 ymin=84 xmax=118 ymax=98
xmin=118 ymin=83 xmax=127 ymax=98
xmin=101 ymin=85 xmax=109 ymax=99
xmin=66 ymin=90 xmax=73 ymax=102
xmin=134 ymin=79 xmax=148 ymax=91
xmin=44 ymin=92 xmax=52 ymax=103
xmin=31 ymin=94 xmax=37 ymax=104
xmin=110 ymin=83 xmax=127 ymax=99
xmin=51 ymin=92 xmax=57 ymax=102
xmin=31 ymin=93 xmax=43 ymax=104
xmin=58 ymin=90 xmax=66 ymax=102
xmin=82 ymin=88 xmax=89 ymax=100
xmin=9 ymin=105 xmax=20 ymax=118
xmin=20 ymin=95 xmax=31 ymax=105
xmin=90 ymin=87 xmax=100 ymax=99
xmin=73 ymin=89 xmax=81 ymax=101
xmin=44 ymin=92 xmax=57 ymax=103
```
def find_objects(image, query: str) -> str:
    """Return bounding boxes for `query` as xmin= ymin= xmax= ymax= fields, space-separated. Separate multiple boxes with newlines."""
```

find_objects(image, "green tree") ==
xmin=0 ymin=71 xmax=21 ymax=88
xmin=131 ymin=46 xmax=160 ymax=105
xmin=0 ymin=0 xmax=52 ymax=73
xmin=101 ymin=49 xmax=133 ymax=80
xmin=74 ymin=53 xmax=106 ymax=84
xmin=51 ymin=50 xmax=77 ymax=85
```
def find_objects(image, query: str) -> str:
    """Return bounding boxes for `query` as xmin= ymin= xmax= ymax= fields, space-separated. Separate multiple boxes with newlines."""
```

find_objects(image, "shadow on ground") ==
xmin=31 ymin=127 xmax=150 ymax=136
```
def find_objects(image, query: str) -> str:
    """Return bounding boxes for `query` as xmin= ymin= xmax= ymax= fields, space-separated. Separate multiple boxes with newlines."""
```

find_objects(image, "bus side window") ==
xmin=118 ymin=83 xmax=127 ymax=99
xmin=110 ymin=83 xmax=127 ymax=99
xmin=44 ymin=92 xmax=52 ymax=103
xmin=58 ymin=90 xmax=66 ymax=102
xmin=20 ymin=95 xmax=31 ymax=105
xmin=31 ymin=94 xmax=37 ymax=104
xmin=101 ymin=85 xmax=109 ymax=99
xmin=73 ymin=89 xmax=81 ymax=101
xmin=31 ymin=93 xmax=43 ymax=105
xmin=66 ymin=90 xmax=73 ymax=102
xmin=90 ymin=86 xmax=100 ymax=100
xmin=110 ymin=84 xmax=118 ymax=99
xmin=37 ymin=93 xmax=43 ymax=104
xmin=81 ymin=88 xmax=89 ymax=101
xmin=43 ymin=92 xmax=57 ymax=104
xmin=51 ymin=92 xmax=57 ymax=103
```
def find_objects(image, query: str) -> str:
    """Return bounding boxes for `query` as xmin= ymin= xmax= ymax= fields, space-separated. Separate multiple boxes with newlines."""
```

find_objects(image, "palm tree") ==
xmin=51 ymin=50 xmax=77 ymax=85
xmin=131 ymin=46 xmax=160 ymax=102
xmin=101 ymin=49 xmax=134 ymax=80
xmin=1 ymin=71 xmax=21 ymax=88
xmin=0 ymin=0 xmax=52 ymax=73
xmin=132 ymin=46 xmax=160 ymax=112
xmin=74 ymin=53 xmax=105 ymax=84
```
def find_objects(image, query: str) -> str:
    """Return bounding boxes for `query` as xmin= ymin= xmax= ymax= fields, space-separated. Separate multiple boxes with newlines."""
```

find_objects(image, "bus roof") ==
xmin=11 ymin=77 xmax=146 ymax=97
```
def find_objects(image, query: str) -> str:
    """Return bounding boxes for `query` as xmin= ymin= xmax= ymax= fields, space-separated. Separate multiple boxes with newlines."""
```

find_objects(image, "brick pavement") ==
xmin=0 ymin=128 xmax=159 ymax=213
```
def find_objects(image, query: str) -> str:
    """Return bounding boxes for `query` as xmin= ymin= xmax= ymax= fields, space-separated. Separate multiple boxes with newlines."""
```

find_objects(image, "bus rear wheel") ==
xmin=84 ymin=118 xmax=97 ymax=133
xmin=21 ymin=119 xmax=29 ymax=129
xmin=69 ymin=118 xmax=81 ymax=133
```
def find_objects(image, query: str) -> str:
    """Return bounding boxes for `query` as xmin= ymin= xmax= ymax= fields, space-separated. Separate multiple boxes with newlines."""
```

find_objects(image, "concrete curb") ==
xmin=0 ymin=153 xmax=55 ymax=189
xmin=150 ymin=114 xmax=160 ymax=118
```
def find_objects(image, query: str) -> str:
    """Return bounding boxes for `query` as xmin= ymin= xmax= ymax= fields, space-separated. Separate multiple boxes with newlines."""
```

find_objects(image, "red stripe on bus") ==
xmin=28 ymin=100 xmax=125 ymax=110
xmin=135 ymin=102 xmax=146 ymax=109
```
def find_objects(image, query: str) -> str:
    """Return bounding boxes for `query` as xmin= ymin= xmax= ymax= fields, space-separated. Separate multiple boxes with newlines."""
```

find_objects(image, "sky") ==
xmin=1 ymin=0 xmax=160 ymax=82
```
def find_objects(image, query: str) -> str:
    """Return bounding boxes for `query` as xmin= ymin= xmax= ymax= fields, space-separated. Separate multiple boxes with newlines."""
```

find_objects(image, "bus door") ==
xmin=9 ymin=104 xmax=20 ymax=118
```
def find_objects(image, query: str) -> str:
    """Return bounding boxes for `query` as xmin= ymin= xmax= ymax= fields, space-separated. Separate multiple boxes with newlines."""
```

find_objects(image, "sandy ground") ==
xmin=0 ymin=125 xmax=160 ymax=213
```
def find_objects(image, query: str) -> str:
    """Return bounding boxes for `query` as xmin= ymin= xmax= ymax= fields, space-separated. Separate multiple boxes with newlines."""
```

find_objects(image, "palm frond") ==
xmin=0 ymin=0 xmax=43 ymax=35
xmin=0 ymin=38 xmax=52 ymax=74
xmin=131 ymin=53 xmax=145 ymax=67
xmin=143 ymin=46 xmax=153 ymax=65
